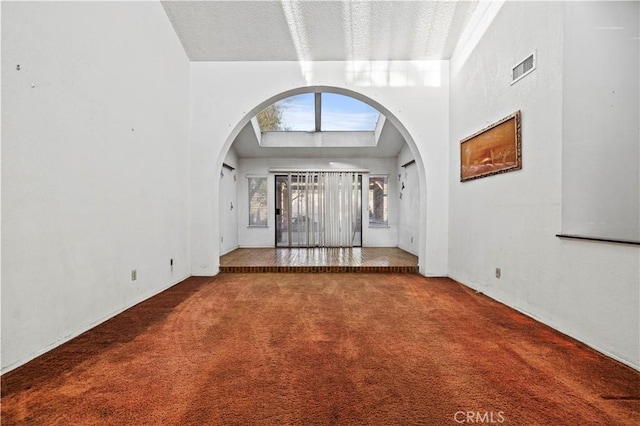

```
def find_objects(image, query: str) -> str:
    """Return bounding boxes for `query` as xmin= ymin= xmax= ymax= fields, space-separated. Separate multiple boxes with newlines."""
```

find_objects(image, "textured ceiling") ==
xmin=162 ymin=1 xmax=479 ymax=61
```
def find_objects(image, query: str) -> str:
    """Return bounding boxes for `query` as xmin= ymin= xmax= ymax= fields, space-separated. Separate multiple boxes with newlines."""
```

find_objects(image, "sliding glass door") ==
xmin=275 ymin=173 xmax=362 ymax=248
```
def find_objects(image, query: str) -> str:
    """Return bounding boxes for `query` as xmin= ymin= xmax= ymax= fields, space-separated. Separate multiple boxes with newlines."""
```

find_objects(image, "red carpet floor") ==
xmin=2 ymin=273 xmax=639 ymax=425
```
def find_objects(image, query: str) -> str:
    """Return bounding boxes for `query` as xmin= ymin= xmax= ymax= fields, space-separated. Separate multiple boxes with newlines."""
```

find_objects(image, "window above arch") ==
xmin=256 ymin=92 xmax=381 ymax=133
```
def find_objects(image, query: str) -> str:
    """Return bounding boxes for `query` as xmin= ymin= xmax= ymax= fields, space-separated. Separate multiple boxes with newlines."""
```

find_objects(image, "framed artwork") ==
xmin=460 ymin=111 xmax=521 ymax=182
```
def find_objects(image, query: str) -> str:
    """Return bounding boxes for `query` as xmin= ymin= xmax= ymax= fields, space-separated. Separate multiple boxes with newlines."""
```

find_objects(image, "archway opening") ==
xmin=216 ymin=86 xmax=427 ymax=273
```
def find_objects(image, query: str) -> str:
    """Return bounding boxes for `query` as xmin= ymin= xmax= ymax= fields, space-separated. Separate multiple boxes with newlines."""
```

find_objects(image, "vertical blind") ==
xmin=289 ymin=172 xmax=359 ymax=247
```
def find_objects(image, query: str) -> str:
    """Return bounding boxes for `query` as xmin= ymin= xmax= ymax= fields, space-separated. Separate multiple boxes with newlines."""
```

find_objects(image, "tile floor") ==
xmin=220 ymin=247 xmax=419 ymax=273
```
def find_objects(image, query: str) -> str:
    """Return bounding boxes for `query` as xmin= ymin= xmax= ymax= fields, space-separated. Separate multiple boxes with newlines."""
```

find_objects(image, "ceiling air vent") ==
xmin=511 ymin=51 xmax=536 ymax=85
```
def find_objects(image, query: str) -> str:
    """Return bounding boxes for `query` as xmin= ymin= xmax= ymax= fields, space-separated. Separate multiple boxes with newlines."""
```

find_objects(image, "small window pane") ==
xmin=248 ymin=177 xmax=268 ymax=227
xmin=321 ymin=93 xmax=380 ymax=131
xmin=369 ymin=176 xmax=388 ymax=227
xmin=257 ymin=93 xmax=315 ymax=132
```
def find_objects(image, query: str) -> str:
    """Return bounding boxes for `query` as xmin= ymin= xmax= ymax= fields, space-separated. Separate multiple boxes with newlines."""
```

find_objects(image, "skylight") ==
xmin=256 ymin=93 xmax=381 ymax=132
xmin=321 ymin=93 xmax=379 ymax=131
xmin=258 ymin=93 xmax=315 ymax=131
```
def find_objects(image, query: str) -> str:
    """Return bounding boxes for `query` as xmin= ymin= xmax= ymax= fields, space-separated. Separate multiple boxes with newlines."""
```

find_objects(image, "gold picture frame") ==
xmin=460 ymin=111 xmax=522 ymax=182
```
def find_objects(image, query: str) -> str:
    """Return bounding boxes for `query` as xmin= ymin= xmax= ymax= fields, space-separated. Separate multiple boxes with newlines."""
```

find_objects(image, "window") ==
xmin=256 ymin=92 xmax=381 ymax=133
xmin=256 ymin=93 xmax=315 ymax=132
xmin=321 ymin=93 xmax=379 ymax=131
xmin=248 ymin=177 xmax=268 ymax=227
xmin=368 ymin=175 xmax=388 ymax=227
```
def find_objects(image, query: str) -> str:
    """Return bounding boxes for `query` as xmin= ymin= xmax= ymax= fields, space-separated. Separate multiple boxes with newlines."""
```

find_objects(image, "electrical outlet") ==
xmin=410 ymin=236 xmax=414 ymax=244
xmin=495 ymin=268 xmax=501 ymax=279
xmin=131 ymin=269 xmax=137 ymax=281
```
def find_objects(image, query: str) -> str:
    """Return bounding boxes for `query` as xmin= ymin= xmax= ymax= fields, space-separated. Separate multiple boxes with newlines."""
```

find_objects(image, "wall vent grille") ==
xmin=511 ymin=51 xmax=536 ymax=85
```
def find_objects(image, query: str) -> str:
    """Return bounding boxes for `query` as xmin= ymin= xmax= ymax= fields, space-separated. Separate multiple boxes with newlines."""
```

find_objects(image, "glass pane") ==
xmin=257 ymin=93 xmax=315 ymax=132
xmin=368 ymin=176 xmax=388 ymax=227
xmin=248 ymin=177 xmax=268 ymax=227
xmin=275 ymin=176 xmax=288 ymax=247
xmin=321 ymin=93 xmax=380 ymax=131
xmin=277 ymin=173 xmax=363 ymax=247
xmin=353 ymin=175 xmax=363 ymax=246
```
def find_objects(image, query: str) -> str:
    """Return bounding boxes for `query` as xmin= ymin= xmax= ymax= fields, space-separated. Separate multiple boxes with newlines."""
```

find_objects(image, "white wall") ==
xmin=561 ymin=1 xmax=639 ymax=241
xmin=397 ymin=144 xmax=420 ymax=255
xmin=1 ymin=2 xmax=190 ymax=373
xmin=219 ymin=147 xmax=239 ymax=255
xmin=190 ymin=61 xmax=450 ymax=276
xmin=449 ymin=1 xmax=639 ymax=369
xmin=236 ymin=157 xmax=398 ymax=248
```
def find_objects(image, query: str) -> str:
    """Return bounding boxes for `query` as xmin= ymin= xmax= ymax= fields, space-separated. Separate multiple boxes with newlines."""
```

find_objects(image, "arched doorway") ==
xmin=215 ymin=86 xmax=427 ymax=272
